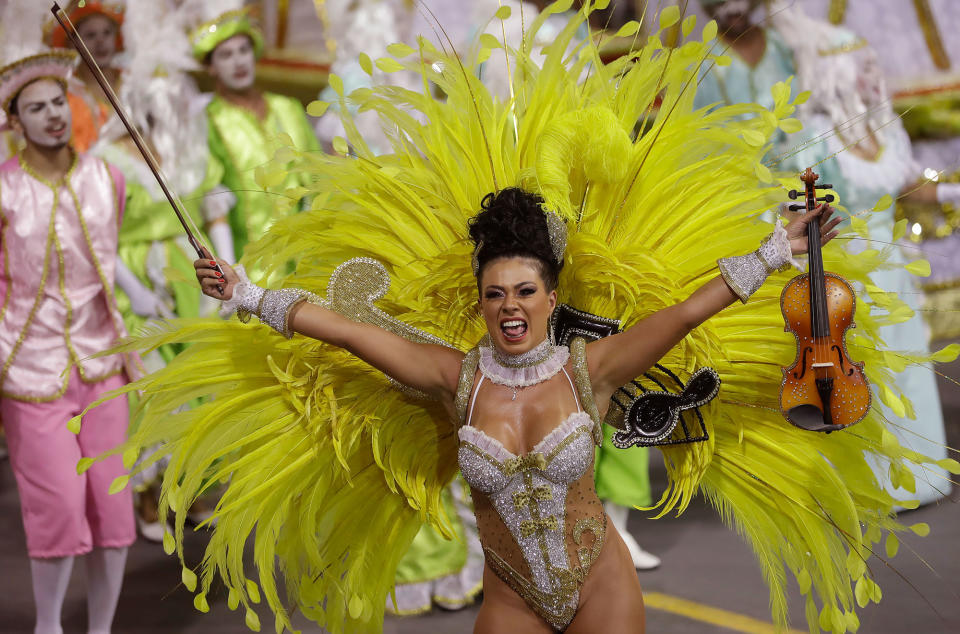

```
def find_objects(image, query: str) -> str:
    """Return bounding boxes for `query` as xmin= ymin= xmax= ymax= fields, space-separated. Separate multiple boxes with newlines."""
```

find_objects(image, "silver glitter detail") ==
xmin=259 ymin=288 xmax=322 ymax=338
xmin=718 ymin=221 xmax=792 ymax=303
xmin=544 ymin=211 xmax=568 ymax=265
xmin=491 ymin=338 xmax=554 ymax=368
xmin=568 ymin=338 xmax=603 ymax=446
xmin=458 ymin=417 xmax=594 ymax=629
xmin=480 ymin=343 xmax=570 ymax=390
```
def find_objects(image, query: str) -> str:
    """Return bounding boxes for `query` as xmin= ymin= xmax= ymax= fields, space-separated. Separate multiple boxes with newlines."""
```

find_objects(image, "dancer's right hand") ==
xmin=195 ymin=247 xmax=240 ymax=301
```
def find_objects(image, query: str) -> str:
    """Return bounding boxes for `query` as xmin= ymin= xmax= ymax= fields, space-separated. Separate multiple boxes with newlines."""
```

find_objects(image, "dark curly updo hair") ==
xmin=468 ymin=187 xmax=563 ymax=291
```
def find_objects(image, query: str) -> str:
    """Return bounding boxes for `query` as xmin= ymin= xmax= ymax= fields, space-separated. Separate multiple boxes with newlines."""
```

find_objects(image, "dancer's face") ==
xmin=76 ymin=14 xmax=119 ymax=67
xmin=855 ymin=50 xmax=885 ymax=109
xmin=10 ymin=80 xmax=71 ymax=150
xmin=479 ymin=257 xmax=557 ymax=355
xmin=208 ymin=34 xmax=256 ymax=92
xmin=703 ymin=0 xmax=753 ymax=38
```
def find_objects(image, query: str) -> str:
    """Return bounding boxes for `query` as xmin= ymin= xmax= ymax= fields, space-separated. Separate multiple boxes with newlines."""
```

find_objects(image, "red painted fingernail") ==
xmin=216 ymin=272 xmax=223 ymax=278
xmin=209 ymin=260 xmax=216 ymax=266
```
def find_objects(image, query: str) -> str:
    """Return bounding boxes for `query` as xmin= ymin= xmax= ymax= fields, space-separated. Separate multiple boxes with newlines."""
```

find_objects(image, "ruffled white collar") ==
xmin=478 ymin=339 xmax=570 ymax=389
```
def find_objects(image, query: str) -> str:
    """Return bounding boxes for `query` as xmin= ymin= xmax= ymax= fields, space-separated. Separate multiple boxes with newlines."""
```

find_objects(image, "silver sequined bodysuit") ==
xmin=456 ymin=342 xmax=606 ymax=631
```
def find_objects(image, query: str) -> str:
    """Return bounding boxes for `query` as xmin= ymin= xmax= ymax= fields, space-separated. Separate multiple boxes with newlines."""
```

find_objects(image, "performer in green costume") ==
xmin=91 ymin=0 xmax=228 ymax=541
xmin=190 ymin=2 xmax=320 ymax=267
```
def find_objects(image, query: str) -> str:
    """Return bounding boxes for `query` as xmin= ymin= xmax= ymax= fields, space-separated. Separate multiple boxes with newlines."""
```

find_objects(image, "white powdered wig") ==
xmin=95 ymin=0 xmax=209 ymax=195
xmin=0 ymin=0 xmax=51 ymax=66
xmin=770 ymin=2 xmax=892 ymax=142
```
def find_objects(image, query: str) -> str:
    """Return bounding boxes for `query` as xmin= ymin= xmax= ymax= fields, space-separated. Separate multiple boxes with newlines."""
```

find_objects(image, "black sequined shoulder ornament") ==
xmin=550 ymin=304 xmax=718 ymax=447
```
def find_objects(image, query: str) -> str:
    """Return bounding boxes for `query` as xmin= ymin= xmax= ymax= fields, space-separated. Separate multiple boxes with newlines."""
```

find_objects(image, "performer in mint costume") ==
xmin=190 ymin=1 xmax=320 ymax=267
xmin=774 ymin=8 xmax=956 ymax=506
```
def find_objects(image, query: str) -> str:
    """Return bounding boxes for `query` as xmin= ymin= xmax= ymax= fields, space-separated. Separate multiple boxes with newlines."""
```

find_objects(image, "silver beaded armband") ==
xmin=219 ymin=265 xmax=325 ymax=338
xmin=717 ymin=220 xmax=793 ymax=303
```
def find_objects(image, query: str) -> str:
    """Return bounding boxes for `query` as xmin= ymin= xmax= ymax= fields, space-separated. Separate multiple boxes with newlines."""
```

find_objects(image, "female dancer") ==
xmin=194 ymin=187 xmax=836 ymax=632
xmin=80 ymin=3 xmax=952 ymax=633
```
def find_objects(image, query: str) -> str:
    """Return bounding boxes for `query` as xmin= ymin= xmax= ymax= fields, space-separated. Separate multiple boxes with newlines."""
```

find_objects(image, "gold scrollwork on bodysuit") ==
xmin=513 ymin=486 xmax=553 ymax=509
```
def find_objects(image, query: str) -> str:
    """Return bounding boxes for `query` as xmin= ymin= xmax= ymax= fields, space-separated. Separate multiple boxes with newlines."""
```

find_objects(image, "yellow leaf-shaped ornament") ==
xmin=616 ymin=21 xmax=641 ymax=38
xmin=194 ymin=593 xmax=210 ymax=613
xmin=742 ymin=129 xmax=766 ymax=146
xmin=358 ymin=53 xmax=373 ymax=76
xmin=479 ymin=33 xmax=502 ymax=50
xmin=779 ymin=118 xmax=803 ymax=133
xmin=885 ymin=533 xmax=900 ymax=558
xmin=246 ymin=579 xmax=261 ymax=604
xmin=681 ymin=15 xmax=696 ymax=37
xmin=855 ymin=576 xmax=869 ymax=608
xmin=755 ymin=162 xmax=772 ymax=183
xmin=76 ymin=457 xmax=94 ymax=474
xmin=386 ymin=42 xmax=415 ymax=58
xmin=122 ymin=447 xmax=138 ymax=470
xmin=332 ymin=136 xmax=349 ymax=156
xmin=794 ymin=90 xmax=811 ymax=105
xmin=659 ymin=5 xmax=680 ymax=29
xmin=931 ymin=343 xmax=960 ymax=363
xmin=162 ymin=530 xmax=175 ymax=555
xmin=182 ymin=566 xmax=197 ymax=592
xmin=67 ymin=415 xmax=82 ymax=434
xmin=702 ymin=20 xmax=718 ymax=42
xmin=327 ymin=73 xmax=343 ymax=96
xmin=904 ymin=259 xmax=931 ymax=277
xmin=348 ymin=594 xmax=365 ymax=620
xmin=108 ymin=475 xmax=129 ymax=495
xmin=375 ymin=57 xmax=405 ymax=73
xmin=494 ymin=4 xmax=511 ymax=20
xmin=872 ymin=194 xmax=893 ymax=211
xmin=245 ymin=608 xmax=261 ymax=632
xmin=892 ymin=218 xmax=908 ymax=241
xmin=936 ymin=457 xmax=960 ymax=474
xmin=910 ymin=522 xmax=930 ymax=537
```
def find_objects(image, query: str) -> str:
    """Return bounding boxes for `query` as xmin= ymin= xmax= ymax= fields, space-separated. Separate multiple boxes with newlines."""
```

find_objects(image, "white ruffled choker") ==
xmin=479 ymin=339 xmax=570 ymax=391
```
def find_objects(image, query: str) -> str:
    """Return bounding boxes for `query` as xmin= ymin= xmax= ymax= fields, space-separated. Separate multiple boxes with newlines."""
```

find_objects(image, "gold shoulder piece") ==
xmin=455 ymin=347 xmax=482 ymax=427
xmin=568 ymin=337 xmax=602 ymax=445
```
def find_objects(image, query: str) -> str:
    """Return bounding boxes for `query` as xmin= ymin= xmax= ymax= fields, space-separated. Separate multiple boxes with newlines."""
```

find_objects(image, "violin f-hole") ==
xmin=832 ymin=344 xmax=853 ymax=376
xmin=793 ymin=346 xmax=813 ymax=380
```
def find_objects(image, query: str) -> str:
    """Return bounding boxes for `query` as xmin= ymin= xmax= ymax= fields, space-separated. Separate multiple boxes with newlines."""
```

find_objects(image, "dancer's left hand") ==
xmin=785 ymin=204 xmax=842 ymax=255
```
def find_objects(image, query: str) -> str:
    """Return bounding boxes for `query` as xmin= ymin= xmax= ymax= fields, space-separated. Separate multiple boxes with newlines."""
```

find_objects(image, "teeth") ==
xmin=502 ymin=320 xmax=525 ymax=327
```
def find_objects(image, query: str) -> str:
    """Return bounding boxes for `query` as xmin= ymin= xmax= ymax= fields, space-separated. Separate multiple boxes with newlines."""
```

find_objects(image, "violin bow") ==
xmin=50 ymin=2 xmax=224 ymax=288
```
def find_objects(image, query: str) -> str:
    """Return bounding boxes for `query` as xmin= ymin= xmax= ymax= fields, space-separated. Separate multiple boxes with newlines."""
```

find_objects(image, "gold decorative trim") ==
xmin=828 ymin=0 xmax=847 ymax=25
xmin=912 ymin=0 xmax=951 ymax=71
xmin=818 ymin=38 xmax=867 ymax=57
xmin=568 ymin=337 xmax=602 ymax=445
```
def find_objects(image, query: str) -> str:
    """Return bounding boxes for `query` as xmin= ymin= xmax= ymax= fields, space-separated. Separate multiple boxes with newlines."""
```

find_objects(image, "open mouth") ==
xmin=46 ymin=124 xmax=66 ymax=137
xmin=500 ymin=318 xmax=528 ymax=342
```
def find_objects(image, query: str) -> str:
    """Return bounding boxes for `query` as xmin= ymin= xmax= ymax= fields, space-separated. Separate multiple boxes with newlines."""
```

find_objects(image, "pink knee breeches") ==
xmin=1 ymin=368 xmax=136 ymax=558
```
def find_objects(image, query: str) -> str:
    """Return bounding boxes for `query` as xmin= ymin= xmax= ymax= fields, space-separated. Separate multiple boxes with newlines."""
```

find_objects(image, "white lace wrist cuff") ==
xmin=218 ymin=265 xmax=325 ymax=338
xmin=718 ymin=220 xmax=792 ymax=303
xmin=219 ymin=265 xmax=264 ymax=319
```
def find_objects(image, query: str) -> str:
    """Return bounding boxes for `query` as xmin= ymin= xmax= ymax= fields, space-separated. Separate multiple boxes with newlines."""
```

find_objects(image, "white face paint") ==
xmin=855 ymin=50 xmax=886 ymax=109
xmin=208 ymin=34 xmax=257 ymax=93
xmin=76 ymin=14 xmax=119 ymax=68
xmin=11 ymin=79 xmax=71 ymax=149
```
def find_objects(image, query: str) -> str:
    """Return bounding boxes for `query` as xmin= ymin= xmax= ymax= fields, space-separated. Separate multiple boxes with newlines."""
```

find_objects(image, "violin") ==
xmin=780 ymin=168 xmax=870 ymax=432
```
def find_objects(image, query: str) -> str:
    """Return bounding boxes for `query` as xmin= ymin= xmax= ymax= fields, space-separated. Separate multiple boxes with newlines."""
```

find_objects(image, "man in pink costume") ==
xmin=0 ymin=46 xmax=136 ymax=634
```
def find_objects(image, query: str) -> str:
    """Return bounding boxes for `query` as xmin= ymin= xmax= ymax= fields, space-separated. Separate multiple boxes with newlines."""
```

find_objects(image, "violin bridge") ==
xmin=810 ymin=362 xmax=835 ymax=368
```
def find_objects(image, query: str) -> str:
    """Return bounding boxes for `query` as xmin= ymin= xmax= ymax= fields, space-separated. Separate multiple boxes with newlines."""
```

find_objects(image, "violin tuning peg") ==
xmin=788 ymin=204 xmax=805 ymax=211
xmin=816 ymin=194 xmax=835 ymax=203
xmin=788 ymin=190 xmax=800 ymax=200
xmin=816 ymin=184 xmax=833 ymax=190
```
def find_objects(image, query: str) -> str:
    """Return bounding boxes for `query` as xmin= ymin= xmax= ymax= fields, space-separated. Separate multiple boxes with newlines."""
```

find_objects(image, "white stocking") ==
xmin=30 ymin=556 xmax=74 ymax=634
xmin=85 ymin=547 xmax=128 ymax=634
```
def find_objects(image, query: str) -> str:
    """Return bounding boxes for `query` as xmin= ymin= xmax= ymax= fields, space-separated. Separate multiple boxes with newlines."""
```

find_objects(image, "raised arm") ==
xmin=195 ymin=252 xmax=465 ymax=403
xmin=587 ymin=205 xmax=840 ymax=405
